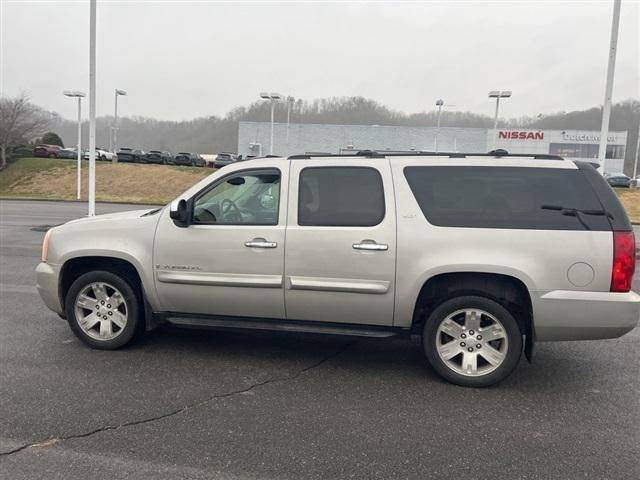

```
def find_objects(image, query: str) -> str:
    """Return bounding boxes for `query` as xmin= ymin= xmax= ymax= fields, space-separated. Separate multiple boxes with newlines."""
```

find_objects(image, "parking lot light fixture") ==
xmin=286 ymin=96 xmax=295 ymax=152
xmin=64 ymin=91 xmax=86 ymax=200
xmin=111 ymin=89 xmax=127 ymax=159
xmin=489 ymin=90 xmax=512 ymax=150
xmin=435 ymin=99 xmax=444 ymax=153
xmin=260 ymin=92 xmax=282 ymax=155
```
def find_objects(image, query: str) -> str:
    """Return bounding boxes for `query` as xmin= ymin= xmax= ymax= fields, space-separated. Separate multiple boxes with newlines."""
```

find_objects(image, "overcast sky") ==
xmin=1 ymin=1 xmax=639 ymax=122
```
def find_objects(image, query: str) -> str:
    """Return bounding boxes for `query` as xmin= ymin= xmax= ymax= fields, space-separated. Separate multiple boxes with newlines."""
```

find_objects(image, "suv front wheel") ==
xmin=65 ymin=270 xmax=141 ymax=349
xmin=423 ymin=296 xmax=522 ymax=387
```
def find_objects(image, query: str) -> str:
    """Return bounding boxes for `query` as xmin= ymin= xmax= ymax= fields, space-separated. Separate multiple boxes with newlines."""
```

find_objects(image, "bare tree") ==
xmin=0 ymin=93 xmax=50 ymax=169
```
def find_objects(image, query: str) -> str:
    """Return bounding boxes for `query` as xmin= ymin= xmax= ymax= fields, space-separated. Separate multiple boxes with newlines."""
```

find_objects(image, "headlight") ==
xmin=41 ymin=228 xmax=53 ymax=262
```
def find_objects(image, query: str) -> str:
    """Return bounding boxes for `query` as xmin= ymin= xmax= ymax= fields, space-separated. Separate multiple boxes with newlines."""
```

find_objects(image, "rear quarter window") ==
xmin=403 ymin=166 xmax=612 ymax=231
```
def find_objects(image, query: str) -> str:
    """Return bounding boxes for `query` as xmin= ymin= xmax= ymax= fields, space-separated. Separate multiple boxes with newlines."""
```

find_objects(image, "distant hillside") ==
xmin=51 ymin=97 xmax=639 ymax=173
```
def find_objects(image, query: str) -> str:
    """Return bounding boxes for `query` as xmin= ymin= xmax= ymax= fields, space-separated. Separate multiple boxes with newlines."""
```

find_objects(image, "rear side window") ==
xmin=299 ymin=167 xmax=385 ymax=226
xmin=404 ymin=166 xmax=611 ymax=230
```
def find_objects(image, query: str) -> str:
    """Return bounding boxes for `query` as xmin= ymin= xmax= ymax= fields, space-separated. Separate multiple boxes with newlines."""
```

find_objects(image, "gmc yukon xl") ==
xmin=36 ymin=152 xmax=639 ymax=386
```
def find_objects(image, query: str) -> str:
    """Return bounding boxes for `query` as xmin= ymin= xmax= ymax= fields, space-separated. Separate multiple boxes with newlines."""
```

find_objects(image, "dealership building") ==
xmin=237 ymin=121 xmax=628 ymax=173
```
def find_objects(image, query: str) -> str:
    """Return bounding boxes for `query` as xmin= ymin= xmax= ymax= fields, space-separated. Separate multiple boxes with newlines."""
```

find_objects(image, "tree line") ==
xmin=2 ymin=94 xmax=638 ymax=173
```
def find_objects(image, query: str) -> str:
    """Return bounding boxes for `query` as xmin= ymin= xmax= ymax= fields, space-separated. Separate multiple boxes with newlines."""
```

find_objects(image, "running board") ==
xmin=159 ymin=313 xmax=404 ymax=338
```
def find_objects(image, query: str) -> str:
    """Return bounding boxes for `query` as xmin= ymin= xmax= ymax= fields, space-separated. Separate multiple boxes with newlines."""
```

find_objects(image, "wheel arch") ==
xmin=58 ymin=255 xmax=148 ymax=321
xmin=411 ymin=272 xmax=534 ymax=361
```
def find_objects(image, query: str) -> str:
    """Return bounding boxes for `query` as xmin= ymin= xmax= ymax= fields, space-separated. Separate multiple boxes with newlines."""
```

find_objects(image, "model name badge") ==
xmin=155 ymin=265 xmax=201 ymax=271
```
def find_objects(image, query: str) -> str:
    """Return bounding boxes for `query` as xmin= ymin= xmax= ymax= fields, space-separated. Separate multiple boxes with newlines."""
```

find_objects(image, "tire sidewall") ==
xmin=423 ymin=295 xmax=522 ymax=387
xmin=65 ymin=270 xmax=140 ymax=349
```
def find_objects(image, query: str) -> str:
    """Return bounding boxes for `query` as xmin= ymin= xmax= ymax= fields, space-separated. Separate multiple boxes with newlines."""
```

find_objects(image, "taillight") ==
xmin=610 ymin=231 xmax=636 ymax=292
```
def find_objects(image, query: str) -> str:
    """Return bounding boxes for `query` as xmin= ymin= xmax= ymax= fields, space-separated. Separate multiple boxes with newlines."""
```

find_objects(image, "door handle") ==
xmin=352 ymin=241 xmax=388 ymax=251
xmin=245 ymin=238 xmax=277 ymax=249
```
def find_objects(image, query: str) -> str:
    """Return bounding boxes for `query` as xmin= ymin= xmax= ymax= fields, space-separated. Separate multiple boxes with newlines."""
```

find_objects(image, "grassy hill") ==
xmin=1 ymin=157 xmax=638 ymax=222
xmin=0 ymin=158 xmax=211 ymax=205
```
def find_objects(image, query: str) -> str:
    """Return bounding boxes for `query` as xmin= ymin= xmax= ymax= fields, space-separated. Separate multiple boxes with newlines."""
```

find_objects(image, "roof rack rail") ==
xmin=287 ymin=150 xmax=564 ymax=161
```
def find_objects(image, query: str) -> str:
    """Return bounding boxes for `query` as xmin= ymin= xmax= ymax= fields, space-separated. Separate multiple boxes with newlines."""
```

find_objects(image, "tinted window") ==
xmin=404 ymin=166 xmax=611 ymax=231
xmin=298 ymin=167 xmax=385 ymax=227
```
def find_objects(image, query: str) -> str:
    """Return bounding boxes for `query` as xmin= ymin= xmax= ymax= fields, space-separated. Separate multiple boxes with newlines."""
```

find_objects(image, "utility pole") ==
xmin=597 ymin=0 xmax=621 ymax=174
xmin=88 ymin=0 xmax=96 ymax=216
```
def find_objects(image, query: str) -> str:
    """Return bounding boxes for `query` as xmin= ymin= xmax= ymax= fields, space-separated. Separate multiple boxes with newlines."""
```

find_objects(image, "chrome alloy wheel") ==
xmin=435 ymin=308 xmax=508 ymax=377
xmin=74 ymin=282 xmax=128 ymax=341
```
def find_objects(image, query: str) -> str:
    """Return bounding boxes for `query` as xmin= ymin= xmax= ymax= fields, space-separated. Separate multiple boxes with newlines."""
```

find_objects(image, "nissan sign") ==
xmin=498 ymin=131 xmax=544 ymax=140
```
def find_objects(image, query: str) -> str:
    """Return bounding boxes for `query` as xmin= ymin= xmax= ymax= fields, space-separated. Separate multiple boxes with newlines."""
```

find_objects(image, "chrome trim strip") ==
xmin=157 ymin=271 xmax=283 ymax=288
xmin=288 ymin=276 xmax=390 ymax=294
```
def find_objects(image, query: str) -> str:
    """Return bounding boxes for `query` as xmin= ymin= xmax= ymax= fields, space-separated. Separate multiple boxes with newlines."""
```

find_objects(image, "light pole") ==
xmin=88 ymin=0 xmax=96 ymax=216
xmin=597 ymin=0 xmax=621 ymax=174
xmin=435 ymin=99 xmax=444 ymax=152
xmin=111 ymin=89 xmax=127 ymax=160
xmin=286 ymin=96 xmax=295 ymax=153
xmin=489 ymin=90 xmax=512 ymax=150
xmin=633 ymin=123 xmax=640 ymax=187
xmin=260 ymin=92 xmax=282 ymax=155
xmin=63 ymin=91 xmax=86 ymax=200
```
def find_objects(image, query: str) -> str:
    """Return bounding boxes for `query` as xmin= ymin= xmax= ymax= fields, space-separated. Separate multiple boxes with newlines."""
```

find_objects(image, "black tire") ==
xmin=422 ymin=295 xmax=522 ymax=387
xmin=65 ymin=270 xmax=141 ymax=350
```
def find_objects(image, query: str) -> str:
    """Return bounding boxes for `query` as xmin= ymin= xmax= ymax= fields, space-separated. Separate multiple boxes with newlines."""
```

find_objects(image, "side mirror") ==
xmin=169 ymin=199 xmax=190 ymax=227
xmin=227 ymin=177 xmax=245 ymax=186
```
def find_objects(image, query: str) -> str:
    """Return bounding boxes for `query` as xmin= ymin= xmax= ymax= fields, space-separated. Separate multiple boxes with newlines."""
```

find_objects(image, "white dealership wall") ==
xmin=489 ymin=129 xmax=627 ymax=173
xmin=237 ymin=122 xmax=627 ymax=173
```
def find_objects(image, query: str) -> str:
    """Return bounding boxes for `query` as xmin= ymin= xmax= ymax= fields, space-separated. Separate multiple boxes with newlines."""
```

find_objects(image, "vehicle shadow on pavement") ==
xmin=128 ymin=325 xmax=633 ymax=392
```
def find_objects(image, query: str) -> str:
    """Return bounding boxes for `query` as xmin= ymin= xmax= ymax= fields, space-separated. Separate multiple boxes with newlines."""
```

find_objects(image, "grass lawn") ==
xmin=0 ymin=157 xmax=211 ymax=205
xmin=614 ymin=188 xmax=640 ymax=224
xmin=1 ymin=158 xmax=639 ymax=223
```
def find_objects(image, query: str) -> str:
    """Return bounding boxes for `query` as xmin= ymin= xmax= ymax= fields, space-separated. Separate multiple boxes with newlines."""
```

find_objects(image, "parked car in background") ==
xmin=174 ymin=152 xmax=205 ymax=167
xmin=56 ymin=147 xmax=85 ymax=159
xmin=604 ymin=173 xmax=631 ymax=188
xmin=82 ymin=148 xmax=116 ymax=161
xmin=34 ymin=144 xmax=62 ymax=158
xmin=213 ymin=152 xmax=237 ymax=169
xmin=116 ymin=148 xmax=145 ymax=163
xmin=143 ymin=150 xmax=172 ymax=164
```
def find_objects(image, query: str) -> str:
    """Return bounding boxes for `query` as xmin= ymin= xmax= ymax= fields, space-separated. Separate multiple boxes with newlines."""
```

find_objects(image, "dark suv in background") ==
xmin=213 ymin=152 xmax=238 ymax=169
xmin=143 ymin=150 xmax=172 ymax=164
xmin=173 ymin=152 xmax=205 ymax=167
xmin=117 ymin=148 xmax=145 ymax=163
xmin=604 ymin=173 xmax=631 ymax=188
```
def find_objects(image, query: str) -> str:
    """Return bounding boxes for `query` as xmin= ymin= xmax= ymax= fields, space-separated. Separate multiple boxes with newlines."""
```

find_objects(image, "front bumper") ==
xmin=36 ymin=262 xmax=63 ymax=315
xmin=533 ymin=290 xmax=640 ymax=341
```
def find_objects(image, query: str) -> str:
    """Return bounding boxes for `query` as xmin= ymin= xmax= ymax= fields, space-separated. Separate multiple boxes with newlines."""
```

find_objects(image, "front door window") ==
xmin=193 ymin=170 xmax=280 ymax=225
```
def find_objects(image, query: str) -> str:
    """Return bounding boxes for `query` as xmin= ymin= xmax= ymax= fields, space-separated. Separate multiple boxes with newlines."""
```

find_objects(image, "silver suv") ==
xmin=36 ymin=152 xmax=639 ymax=387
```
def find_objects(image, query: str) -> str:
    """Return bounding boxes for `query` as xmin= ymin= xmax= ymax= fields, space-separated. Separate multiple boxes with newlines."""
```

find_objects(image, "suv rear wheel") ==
xmin=422 ymin=296 xmax=522 ymax=387
xmin=65 ymin=270 xmax=141 ymax=349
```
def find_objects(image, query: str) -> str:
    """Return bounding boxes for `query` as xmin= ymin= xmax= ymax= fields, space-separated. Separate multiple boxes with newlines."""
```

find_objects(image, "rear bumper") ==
xmin=36 ymin=262 xmax=63 ymax=315
xmin=533 ymin=290 xmax=640 ymax=341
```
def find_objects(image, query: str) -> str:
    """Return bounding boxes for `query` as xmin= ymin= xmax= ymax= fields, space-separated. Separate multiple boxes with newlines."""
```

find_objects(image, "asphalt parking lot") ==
xmin=1 ymin=199 xmax=639 ymax=480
